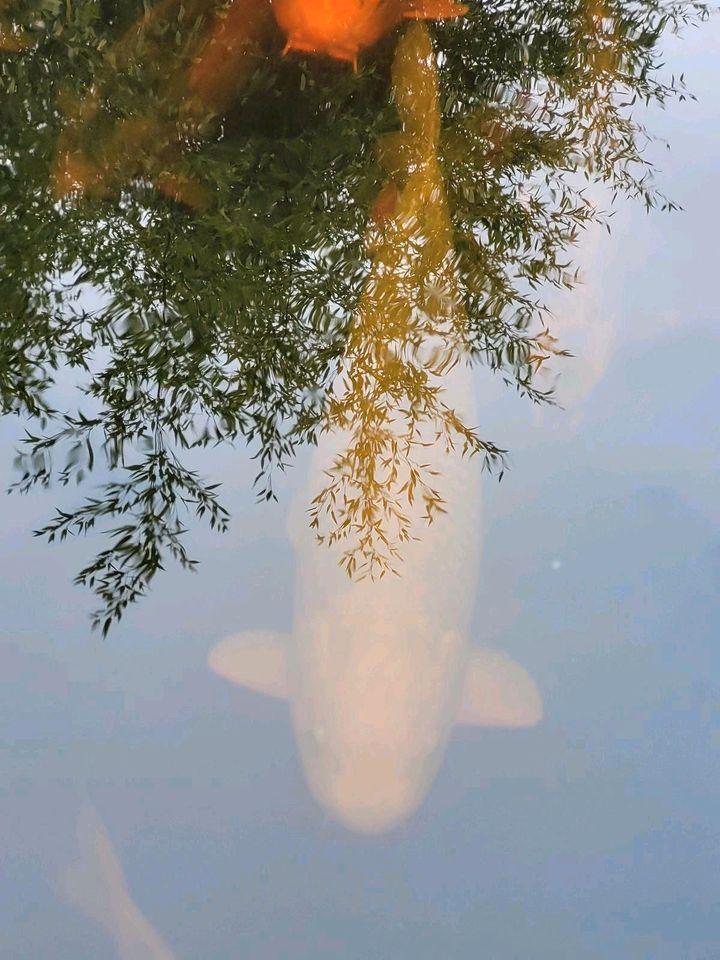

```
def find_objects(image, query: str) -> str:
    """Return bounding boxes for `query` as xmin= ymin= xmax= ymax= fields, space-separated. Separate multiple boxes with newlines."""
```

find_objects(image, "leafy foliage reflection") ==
xmin=0 ymin=0 xmax=707 ymax=631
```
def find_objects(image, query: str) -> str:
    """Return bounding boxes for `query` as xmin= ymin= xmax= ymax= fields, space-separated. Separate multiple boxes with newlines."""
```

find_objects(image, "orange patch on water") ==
xmin=272 ymin=0 xmax=468 ymax=69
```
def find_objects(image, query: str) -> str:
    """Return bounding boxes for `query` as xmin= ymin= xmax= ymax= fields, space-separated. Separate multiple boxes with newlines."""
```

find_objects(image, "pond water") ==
xmin=1 ymin=2 xmax=719 ymax=958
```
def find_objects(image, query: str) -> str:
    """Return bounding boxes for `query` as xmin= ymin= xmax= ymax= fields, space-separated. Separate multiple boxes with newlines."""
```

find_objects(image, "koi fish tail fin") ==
xmin=403 ymin=1 xmax=469 ymax=22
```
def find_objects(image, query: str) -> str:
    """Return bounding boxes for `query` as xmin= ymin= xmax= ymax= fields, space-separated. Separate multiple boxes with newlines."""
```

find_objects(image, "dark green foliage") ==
xmin=0 ymin=0 xmax=709 ymax=631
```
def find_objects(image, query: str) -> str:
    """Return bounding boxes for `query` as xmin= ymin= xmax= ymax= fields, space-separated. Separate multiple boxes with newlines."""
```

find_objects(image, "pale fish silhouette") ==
xmin=62 ymin=804 xmax=177 ymax=960
xmin=209 ymin=24 xmax=542 ymax=834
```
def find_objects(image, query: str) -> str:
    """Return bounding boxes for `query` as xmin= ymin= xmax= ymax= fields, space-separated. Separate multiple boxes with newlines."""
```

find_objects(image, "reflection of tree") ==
xmin=310 ymin=22 xmax=504 ymax=581
xmin=0 ymin=0 xmax=707 ymax=631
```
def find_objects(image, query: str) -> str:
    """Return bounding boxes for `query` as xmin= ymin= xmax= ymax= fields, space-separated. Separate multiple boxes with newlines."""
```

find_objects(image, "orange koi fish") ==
xmin=272 ymin=0 xmax=469 ymax=70
xmin=51 ymin=0 xmax=275 ymax=206
xmin=189 ymin=0 xmax=275 ymax=110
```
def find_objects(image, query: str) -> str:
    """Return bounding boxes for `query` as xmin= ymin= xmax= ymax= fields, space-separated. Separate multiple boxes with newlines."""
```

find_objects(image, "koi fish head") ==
xmin=209 ymin=611 xmax=542 ymax=836
xmin=290 ymin=601 xmax=457 ymax=833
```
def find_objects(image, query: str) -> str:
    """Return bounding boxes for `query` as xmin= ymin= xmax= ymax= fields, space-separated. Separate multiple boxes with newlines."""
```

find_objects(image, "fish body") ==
xmin=286 ymin=364 xmax=484 ymax=833
xmin=211 ymin=368 xmax=540 ymax=834
xmin=209 ymin=24 xmax=541 ymax=834
xmin=188 ymin=0 xmax=276 ymax=109
xmin=63 ymin=804 xmax=177 ymax=960
xmin=272 ymin=0 xmax=468 ymax=68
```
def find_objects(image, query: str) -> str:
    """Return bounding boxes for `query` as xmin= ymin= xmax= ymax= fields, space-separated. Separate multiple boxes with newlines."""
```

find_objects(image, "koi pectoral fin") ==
xmin=457 ymin=648 xmax=543 ymax=728
xmin=403 ymin=1 xmax=469 ymax=22
xmin=208 ymin=630 xmax=290 ymax=699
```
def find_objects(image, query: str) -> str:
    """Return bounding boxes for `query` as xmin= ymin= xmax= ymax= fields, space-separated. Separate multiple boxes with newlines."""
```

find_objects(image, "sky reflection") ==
xmin=1 ymin=4 xmax=719 ymax=959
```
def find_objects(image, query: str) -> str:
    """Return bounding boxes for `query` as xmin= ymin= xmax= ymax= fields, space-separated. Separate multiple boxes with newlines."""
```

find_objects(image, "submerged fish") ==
xmin=51 ymin=0 xmax=275 ymax=205
xmin=273 ymin=0 xmax=469 ymax=69
xmin=209 ymin=23 xmax=542 ymax=835
xmin=62 ymin=804 xmax=177 ymax=960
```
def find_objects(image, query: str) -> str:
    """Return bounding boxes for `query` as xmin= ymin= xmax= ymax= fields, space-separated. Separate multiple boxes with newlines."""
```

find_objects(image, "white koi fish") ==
xmin=209 ymin=23 xmax=542 ymax=834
